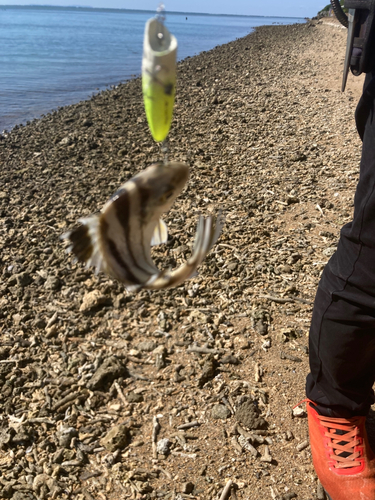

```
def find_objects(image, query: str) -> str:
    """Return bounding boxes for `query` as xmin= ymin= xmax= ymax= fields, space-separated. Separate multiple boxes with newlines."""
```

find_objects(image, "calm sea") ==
xmin=0 ymin=6 xmax=305 ymax=132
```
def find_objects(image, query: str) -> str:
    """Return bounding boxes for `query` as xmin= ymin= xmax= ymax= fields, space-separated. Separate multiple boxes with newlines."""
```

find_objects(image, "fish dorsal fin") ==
xmin=151 ymin=218 xmax=168 ymax=246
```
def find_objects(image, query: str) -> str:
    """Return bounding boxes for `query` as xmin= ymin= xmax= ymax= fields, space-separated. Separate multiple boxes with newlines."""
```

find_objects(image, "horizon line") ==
xmin=0 ymin=4 xmax=307 ymax=19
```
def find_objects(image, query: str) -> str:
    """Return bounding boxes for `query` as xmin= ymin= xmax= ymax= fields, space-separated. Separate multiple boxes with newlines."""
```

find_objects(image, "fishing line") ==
xmin=156 ymin=3 xmax=167 ymax=47
xmin=156 ymin=3 xmax=169 ymax=164
xmin=161 ymin=139 xmax=169 ymax=164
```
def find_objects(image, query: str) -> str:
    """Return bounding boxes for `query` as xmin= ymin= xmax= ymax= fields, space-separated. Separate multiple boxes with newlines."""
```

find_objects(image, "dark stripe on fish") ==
xmin=136 ymin=183 xmax=156 ymax=266
xmin=136 ymin=185 xmax=152 ymax=220
xmin=100 ymin=218 xmax=143 ymax=284
xmin=107 ymin=238 xmax=143 ymax=284
xmin=113 ymin=188 xmax=152 ymax=275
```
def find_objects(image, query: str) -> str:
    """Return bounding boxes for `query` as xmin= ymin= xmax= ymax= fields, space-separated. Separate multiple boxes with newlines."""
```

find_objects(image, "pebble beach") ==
xmin=0 ymin=18 xmax=368 ymax=500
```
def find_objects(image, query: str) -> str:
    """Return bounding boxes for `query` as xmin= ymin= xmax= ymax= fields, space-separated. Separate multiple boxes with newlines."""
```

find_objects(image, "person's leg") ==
xmin=307 ymin=72 xmax=375 ymax=416
xmin=306 ymin=268 xmax=375 ymax=417
xmin=305 ymin=73 xmax=375 ymax=499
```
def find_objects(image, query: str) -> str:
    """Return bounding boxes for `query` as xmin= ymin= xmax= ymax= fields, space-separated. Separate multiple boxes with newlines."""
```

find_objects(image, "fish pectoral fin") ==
xmin=151 ymin=218 xmax=168 ymax=246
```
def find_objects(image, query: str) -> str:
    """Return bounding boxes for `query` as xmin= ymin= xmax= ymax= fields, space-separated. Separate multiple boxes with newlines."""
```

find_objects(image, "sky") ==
xmin=0 ymin=1 xmax=329 ymax=18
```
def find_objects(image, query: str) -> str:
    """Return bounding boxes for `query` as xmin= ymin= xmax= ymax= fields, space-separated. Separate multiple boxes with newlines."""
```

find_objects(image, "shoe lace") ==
xmin=317 ymin=414 xmax=364 ymax=469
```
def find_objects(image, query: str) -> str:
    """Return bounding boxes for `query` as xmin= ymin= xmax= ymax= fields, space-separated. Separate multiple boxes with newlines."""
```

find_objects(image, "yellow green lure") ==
xmin=142 ymin=16 xmax=177 ymax=143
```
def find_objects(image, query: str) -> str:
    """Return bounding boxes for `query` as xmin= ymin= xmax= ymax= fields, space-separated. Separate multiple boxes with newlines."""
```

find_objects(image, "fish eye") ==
xmin=160 ymin=189 xmax=174 ymax=203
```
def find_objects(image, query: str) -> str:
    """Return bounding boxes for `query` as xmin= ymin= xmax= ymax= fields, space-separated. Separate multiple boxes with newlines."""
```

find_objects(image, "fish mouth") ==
xmin=166 ymin=162 xmax=189 ymax=190
xmin=141 ymin=161 xmax=189 ymax=196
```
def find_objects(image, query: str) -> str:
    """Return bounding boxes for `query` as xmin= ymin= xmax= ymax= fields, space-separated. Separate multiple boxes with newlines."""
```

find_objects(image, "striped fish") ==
xmin=62 ymin=162 xmax=223 ymax=292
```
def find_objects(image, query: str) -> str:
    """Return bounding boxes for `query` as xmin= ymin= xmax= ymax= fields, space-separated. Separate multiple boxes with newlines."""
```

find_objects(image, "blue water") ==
xmin=0 ymin=6 xmax=305 ymax=131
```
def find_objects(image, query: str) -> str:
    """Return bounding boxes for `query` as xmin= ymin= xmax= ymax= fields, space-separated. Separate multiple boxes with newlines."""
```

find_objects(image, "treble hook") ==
xmin=156 ymin=3 xmax=165 ymax=22
xmin=155 ymin=3 xmax=166 ymax=45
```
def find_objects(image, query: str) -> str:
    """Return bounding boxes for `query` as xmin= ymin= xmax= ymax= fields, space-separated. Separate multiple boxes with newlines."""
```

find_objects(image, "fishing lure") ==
xmin=142 ymin=10 xmax=177 ymax=143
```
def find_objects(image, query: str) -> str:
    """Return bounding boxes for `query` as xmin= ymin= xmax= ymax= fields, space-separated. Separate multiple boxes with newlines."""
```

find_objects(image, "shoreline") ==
xmin=0 ymin=20 xmax=368 ymax=500
xmin=1 ymin=5 xmax=306 ymax=19
xmin=1 ymin=12 xmax=306 ymax=134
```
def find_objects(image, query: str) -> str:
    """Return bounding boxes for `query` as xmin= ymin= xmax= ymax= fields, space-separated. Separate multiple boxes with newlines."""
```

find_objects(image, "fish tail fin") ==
xmin=191 ymin=210 xmax=225 ymax=264
xmin=61 ymin=215 xmax=104 ymax=274
xmin=145 ymin=211 xmax=224 ymax=290
xmin=211 ymin=209 xmax=225 ymax=247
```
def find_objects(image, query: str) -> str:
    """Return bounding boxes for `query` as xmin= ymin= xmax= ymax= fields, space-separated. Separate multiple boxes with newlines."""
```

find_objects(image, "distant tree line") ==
xmin=319 ymin=0 xmax=348 ymax=16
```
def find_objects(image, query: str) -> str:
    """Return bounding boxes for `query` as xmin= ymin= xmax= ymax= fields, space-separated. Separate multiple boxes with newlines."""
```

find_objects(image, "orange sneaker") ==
xmin=306 ymin=401 xmax=375 ymax=500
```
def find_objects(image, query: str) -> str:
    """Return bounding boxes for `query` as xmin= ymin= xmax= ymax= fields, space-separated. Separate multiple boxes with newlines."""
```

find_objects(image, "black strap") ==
xmin=355 ymin=72 xmax=375 ymax=140
xmin=345 ymin=0 xmax=375 ymax=75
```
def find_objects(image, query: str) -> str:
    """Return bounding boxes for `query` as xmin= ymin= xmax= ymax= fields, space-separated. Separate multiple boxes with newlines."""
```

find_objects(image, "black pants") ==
xmin=306 ymin=73 xmax=375 ymax=417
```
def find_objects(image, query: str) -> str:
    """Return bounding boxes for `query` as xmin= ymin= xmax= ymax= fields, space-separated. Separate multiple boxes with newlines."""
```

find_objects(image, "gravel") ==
xmin=0 ymin=18 xmax=369 ymax=500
